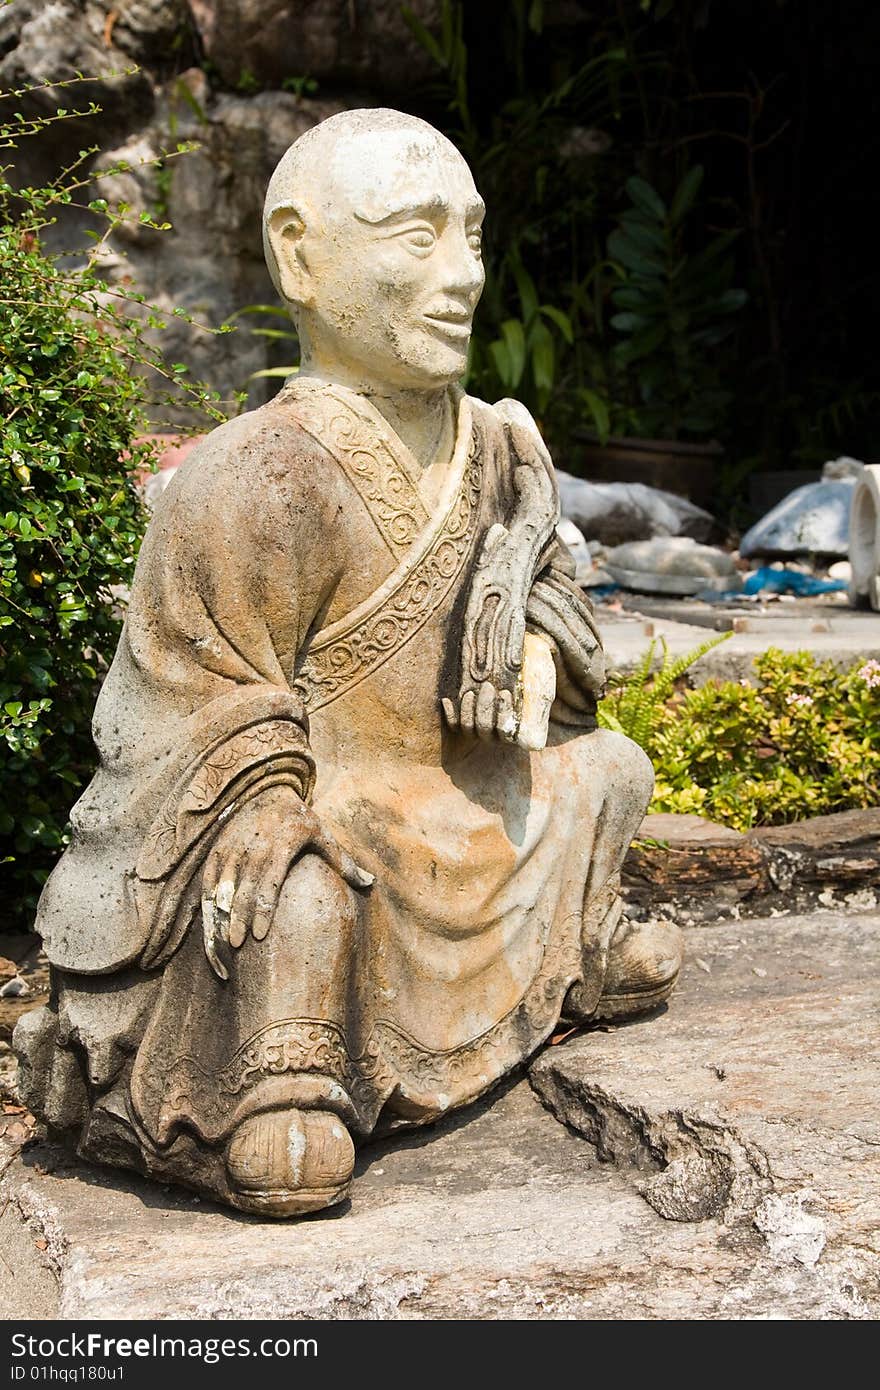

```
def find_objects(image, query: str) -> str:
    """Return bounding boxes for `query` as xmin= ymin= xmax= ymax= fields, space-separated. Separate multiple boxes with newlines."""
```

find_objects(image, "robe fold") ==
xmin=24 ymin=381 xmax=653 ymax=1178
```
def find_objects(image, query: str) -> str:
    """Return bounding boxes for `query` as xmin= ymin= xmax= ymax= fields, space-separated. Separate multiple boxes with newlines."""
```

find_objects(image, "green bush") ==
xmin=603 ymin=648 xmax=880 ymax=830
xmin=0 ymin=78 xmax=221 ymax=929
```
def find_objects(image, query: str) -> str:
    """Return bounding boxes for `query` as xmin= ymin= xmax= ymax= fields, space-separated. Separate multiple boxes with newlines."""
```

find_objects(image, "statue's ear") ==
xmin=267 ymin=205 xmax=312 ymax=308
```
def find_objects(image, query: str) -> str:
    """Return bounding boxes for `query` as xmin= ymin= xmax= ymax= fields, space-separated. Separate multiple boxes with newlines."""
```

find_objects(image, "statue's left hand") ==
xmin=445 ymin=405 xmax=559 ymax=743
xmin=444 ymin=521 xmax=526 ymax=742
xmin=525 ymin=574 xmax=606 ymax=701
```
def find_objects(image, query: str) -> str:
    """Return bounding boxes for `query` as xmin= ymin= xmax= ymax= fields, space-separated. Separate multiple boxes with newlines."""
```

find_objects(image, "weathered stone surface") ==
xmin=0 ymin=1 xmax=154 ymax=135
xmin=108 ymin=0 xmax=195 ymax=64
xmin=189 ymin=0 xmax=442 ymax=92
xmin=93 ymin=88 xmax=345 ymax=415
xmin=605 ymin=536 xmax=739 ymax=596
xmin=3 ymin=909 xmax=876 ymax=1318
xmin=557 ymin=470 xmax=716 ymax=546
xmin=530 ymin=908 xmax=880 ymax=1318
xmin=740 ymin=479 xmax=856 ymax=559
xmin=623 ymin=808 xmax=880 ymax=921
xmin=0 ymin=2 xmax=446 ymax=408
xmin=1 ymin=1078 xmax=721 ymax=1321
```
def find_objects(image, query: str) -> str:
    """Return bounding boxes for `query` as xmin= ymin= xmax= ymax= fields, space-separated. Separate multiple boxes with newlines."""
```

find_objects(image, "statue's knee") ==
xmin=274 ymin=852 xmax=360 ymax=936
xmin=600 ymin=729 xmax=655 ymax=807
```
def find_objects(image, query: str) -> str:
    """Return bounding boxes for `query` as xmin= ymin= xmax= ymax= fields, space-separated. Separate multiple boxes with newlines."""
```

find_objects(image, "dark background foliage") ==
xmin=399 ymin=0 xmax=879 ymax=506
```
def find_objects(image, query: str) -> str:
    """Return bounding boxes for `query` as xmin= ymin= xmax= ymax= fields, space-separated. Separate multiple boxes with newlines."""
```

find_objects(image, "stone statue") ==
xmin=15 ymin=109 xmax=682 ymax=1218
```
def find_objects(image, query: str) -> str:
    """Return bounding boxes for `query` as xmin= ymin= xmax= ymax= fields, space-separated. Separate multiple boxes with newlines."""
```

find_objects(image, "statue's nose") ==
xmin=441 ymin=231 xmax=484 ymax=302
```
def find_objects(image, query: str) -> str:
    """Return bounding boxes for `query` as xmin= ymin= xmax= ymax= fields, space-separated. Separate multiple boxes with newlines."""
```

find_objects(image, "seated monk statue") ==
xmin=15 ymin=109 xmax=682 ymax=1218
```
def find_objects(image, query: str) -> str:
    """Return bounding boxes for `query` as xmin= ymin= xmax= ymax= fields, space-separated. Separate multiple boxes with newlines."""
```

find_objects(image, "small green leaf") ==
xmin=530 ymin=319 xmax=554 ymax=392
xmin=512 ymin=261 xmax=539 ymax=326
xmin=582 ymin=389 xmax=611 ymax=444
xmin=670 ymin=166 xmax=704 ymax=226
xmin=498 ymin=319 xmax=527 ymax=389
xmin=401 ymin=6 xmax=446 ymax=67
xmin=625 ymin=176 xmax=667 ymax=223
xmin=610 ymin=311 xmax=647 ymax=332
xmin=246 ymin=366 xmax=300 ymax=381
xmin=539 ymin=304 xmax=574 ymax=344
xmin=608 ymin=230 xmax=664 ymax=276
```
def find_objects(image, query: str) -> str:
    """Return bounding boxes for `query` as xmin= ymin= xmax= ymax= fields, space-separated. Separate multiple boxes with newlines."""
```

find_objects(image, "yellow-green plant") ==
xmin=609 ymin=647 xmax=880 ymax=829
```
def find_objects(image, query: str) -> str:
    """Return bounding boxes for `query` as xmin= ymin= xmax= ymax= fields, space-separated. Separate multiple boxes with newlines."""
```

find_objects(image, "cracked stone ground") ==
xmin=1 ymin=908 xmax=877 ymax=1319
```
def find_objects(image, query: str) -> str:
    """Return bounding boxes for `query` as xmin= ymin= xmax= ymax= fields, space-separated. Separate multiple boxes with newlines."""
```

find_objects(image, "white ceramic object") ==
xmin=848 ymin=463 xmax=880 ymax=610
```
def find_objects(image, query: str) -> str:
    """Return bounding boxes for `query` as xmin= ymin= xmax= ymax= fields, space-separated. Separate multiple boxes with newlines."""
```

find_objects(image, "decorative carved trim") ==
xmin=293 ymin=425 xmax=481 ymax=713
xmin=293 ymin=385 xmax=430 ymax=557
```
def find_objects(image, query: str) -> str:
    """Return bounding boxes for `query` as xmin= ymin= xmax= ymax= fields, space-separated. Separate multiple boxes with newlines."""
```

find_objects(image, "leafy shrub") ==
xmin=0 ymin=78 xmax=221 ymax=930
xmin=605 ymin=648 xmax=880 ymax=830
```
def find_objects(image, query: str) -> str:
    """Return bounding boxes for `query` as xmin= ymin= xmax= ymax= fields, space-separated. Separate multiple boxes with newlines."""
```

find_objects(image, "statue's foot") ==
xmin=565 ymin=915 xmax=683 ymax=1023
xmin=595 ymin=915 xmax=683 ymax=1020
xmin=225 ymin=1108 xmax=355 ymax=1217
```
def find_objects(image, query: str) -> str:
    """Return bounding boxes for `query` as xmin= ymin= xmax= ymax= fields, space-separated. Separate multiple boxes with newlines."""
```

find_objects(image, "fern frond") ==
xmin=598 ymin=630 xmax=732 ymax=750
xmin=664 ymin=630 xmax=732 ymax=685
xmin=597 ymin=708 xmax=625 ymax=734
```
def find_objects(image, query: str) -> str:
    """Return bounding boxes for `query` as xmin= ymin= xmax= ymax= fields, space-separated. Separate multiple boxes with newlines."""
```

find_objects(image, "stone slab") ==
xmin=1 ymin=910 xmax=877 ymax=1320
xmin=0 ymin=1076 xmax=749 ymax=1321
xmin=531 ymin=909 xmax=880 ymax=1319
xmin=617 ymin=594 xmax=855 ymax=630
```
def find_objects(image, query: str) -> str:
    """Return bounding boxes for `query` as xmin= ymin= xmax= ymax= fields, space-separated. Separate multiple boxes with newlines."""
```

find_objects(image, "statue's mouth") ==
xmin=422 ymin=312 xmax=472 ymax=340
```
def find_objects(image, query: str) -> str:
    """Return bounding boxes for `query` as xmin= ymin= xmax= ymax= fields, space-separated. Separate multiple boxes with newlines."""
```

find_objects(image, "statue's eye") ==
xmin=399 ymin=227 xmax=437 ymax=252
xmin=467 ymin=229 xmax=483 ymax=256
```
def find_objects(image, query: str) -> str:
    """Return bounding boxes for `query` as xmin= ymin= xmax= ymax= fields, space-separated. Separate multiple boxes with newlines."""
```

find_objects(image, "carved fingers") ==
xmin=200 ymin=791 xmax=372 ymax=979
xmin=443 ymin=684 xmax=518 ymax=741
xmin=464 ymin=525 xmax=527 ymax=678
xmin=446 ymin=405 xmax=564 ymax=746
xmin=525 ymin=576 xmax=606 ymax=699
xmin=452 ymin=521 xmax=529 ymax=743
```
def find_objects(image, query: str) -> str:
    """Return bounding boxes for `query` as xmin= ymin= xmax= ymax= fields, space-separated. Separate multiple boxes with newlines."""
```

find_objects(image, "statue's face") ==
xmin=290 ymin=128 xmax=485 ymax=390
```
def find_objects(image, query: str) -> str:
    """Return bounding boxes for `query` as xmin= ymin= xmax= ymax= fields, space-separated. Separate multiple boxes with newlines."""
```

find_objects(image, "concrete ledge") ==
xmin=601 ymin=603 xmax=880 ymax=683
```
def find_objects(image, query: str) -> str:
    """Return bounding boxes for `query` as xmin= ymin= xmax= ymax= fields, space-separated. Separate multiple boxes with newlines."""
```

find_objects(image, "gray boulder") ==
xmin=557 ymin=471 xmax=716 ymax=546
xmin=740 ymin=478 xmax=856 ymax=559
xmin=605 ymin=537 xmax=740 ymax=596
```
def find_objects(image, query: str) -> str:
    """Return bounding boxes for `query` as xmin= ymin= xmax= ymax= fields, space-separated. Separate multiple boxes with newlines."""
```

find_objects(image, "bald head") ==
xmin=262 ymin=108 xmax=482 ymax=302
xmin=261 ymin=107 xmax=485 ymax=394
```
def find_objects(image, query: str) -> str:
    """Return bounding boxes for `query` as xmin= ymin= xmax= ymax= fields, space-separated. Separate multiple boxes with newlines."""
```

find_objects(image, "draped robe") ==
xmin=19 ymin=380 xmax=653 ymax=1195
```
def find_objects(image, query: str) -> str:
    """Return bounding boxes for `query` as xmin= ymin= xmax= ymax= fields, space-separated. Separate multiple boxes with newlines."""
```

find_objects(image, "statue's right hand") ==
xmin=200 ymin=786 xmax=373 ymax=980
